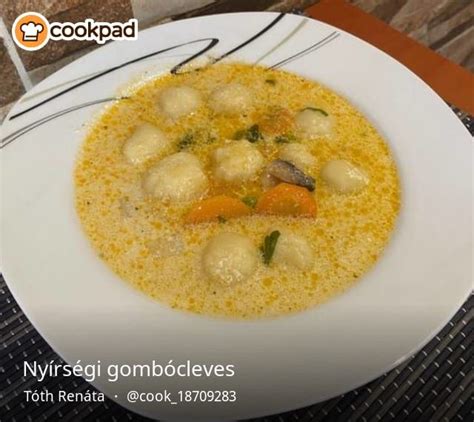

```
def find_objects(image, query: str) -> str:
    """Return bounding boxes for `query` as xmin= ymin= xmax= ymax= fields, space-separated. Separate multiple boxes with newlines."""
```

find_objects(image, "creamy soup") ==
xmin=74 ymin=63 xmax=400 ymax=319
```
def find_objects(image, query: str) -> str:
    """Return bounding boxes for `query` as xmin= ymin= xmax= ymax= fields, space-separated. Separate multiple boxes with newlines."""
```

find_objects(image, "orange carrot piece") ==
xmin=184 ymin=195 xmax=252 ymax=224
xmin=256 ymin=183 xmax=317 ymax=217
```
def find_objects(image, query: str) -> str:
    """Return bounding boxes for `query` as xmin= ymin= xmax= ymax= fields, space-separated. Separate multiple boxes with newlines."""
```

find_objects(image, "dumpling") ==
xmin=202 ymin=232 xmax=258 ymax=285
xmin=209 ymin=83 xmax=253 ymax=115
xmin=123 ymin=123 xmax=169 ymax=165
xmin=158 ymin=86 xmax=201 ymax=119
xmin=278 ymin=143 xmax=316 ymax=170
xmin=321 ymin=159 xmax=369 ymax=193
xmin=212 ymin=141 xmax=264 ymax=183
xmin=143 ymin=152 xmax=208 ymax=202
xmin=295 ymin=108 xmax=333 ymax=138
xmin=272 ymin=230 xmax=314 ymax=270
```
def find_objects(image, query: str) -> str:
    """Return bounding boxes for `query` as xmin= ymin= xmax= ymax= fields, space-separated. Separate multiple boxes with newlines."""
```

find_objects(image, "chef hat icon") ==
xmin=20 ymin=21 xmax=44 ymax=42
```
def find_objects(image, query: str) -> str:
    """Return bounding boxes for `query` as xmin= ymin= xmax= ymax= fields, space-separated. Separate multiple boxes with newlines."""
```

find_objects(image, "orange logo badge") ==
xmin=12 ymin=12 xmax=50 ymax=51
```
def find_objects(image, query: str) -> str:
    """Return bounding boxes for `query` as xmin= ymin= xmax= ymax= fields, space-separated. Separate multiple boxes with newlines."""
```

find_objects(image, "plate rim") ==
xmin=1 ymin=11 xmax=472 ymax=420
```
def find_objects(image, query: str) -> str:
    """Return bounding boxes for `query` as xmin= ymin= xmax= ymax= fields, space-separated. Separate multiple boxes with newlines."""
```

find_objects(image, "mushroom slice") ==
xmin=266 ymin=159 xmax=315 ymax=191
xmin=261 ymin=170 xmax=279 ymax=190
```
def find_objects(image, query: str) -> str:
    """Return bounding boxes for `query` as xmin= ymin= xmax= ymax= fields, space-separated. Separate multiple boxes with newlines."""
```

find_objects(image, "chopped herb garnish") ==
xmin=302 ymin=107 xmax=328 ymax=116
xmin=265 ymin=78 xmax=276 ymax=85
xmin=233 ymin=124 xmax=263 ymax=143
xmin=242 ymin=195 xmax=258 ymax=208
xmin=246 ymin=124 xmax=263 ymax=143
xmin=274 ymin=135 xmax=290 ymax=144
xmin=177 ymin=133 xmax=194 ymax=150
xmin=206 ymin=134 xmax=217 ymax=144
xmin=261 ymin=230 xmax=281 ymax=265
xmin=217 ymin=215 xmax=227 ymax=223
xmin=274 ymin=133 xmax=296 ymax=144
xmin=233 ymin=129 xmax=246 ymax=140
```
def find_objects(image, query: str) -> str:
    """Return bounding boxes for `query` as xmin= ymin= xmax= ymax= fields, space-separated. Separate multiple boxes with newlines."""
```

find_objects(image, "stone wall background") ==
xmin=349 ymin=0 xmax=473 ymax=70
xmin=1 ymin=0 xmax=472 ymax=121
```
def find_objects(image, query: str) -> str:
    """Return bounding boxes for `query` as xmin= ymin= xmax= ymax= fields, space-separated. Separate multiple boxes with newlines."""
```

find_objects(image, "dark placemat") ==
xmin=1 ymin=106 xmax=473 ymax=421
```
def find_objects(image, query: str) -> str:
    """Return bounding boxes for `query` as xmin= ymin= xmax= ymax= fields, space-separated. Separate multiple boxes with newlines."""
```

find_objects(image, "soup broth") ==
xmin=75 ymin=63 xmax=400 ymax=319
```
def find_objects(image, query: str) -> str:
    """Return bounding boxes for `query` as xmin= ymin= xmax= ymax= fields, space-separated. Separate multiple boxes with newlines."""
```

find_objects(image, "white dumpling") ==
xmin=209 ymin=83 xmax=253 ymax=115
xmin=321 ymin=159 xmax=369 ymax=193
xmin=279 ymin=143 xmax=316 ymax=170
xmin=202 ymin=232 xmax=258 ymax=285
xmin=143 ymin=152 xmax=208 ymax=202
xmin=295 ymin=108 xmax=333 ymax=138
xmin=213 ymin=140 xmax=264 ymax=183
xmin=272 ymin=230 xmax=314 ymax=270
xmin=123 ymin=123 xmax=169 ymax=165
xmin=158 ymin=86 xmax=201 ymax=119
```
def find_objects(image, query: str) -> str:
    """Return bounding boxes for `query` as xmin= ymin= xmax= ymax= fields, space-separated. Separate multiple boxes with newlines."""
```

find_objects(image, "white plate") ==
xmin=1 ymin=12 xmax=472 ymax=420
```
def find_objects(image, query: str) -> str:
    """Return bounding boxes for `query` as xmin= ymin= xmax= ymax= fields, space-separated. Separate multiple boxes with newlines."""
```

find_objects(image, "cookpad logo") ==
xmin=12 ymin=12 xmax=48 ymax=51
xmin=12 ymin=12 xmax=137 ymax=51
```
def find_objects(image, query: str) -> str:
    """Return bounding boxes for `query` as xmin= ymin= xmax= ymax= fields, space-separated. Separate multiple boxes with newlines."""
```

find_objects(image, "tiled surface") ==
xmin=131 ymin=0 xmax=213 ymax=27
xmin=169 ymin=0 xmax=315 ymax=19
xmin=0 ymin=39 xmax=25 ymax=106
xmin=2 ymin=0 xmax=134 ymax=71
xmin=349 ymin=0 xmax=474 ymax=69
xmin=136 ymin=0 xmax=316 ymax=31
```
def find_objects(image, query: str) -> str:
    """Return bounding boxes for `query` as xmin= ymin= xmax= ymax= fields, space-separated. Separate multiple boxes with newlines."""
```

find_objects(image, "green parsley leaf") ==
xmin=302 ymin=107 xmax=328 ymax=116
xmin=177 ymin=133 xmax=194 ymax=150
xmin=274 ymin=133 xmax=296 ymax=144
xmin=246 ymin=124 xmax=262 ymax=143
xmin=233 ymin=124 xmax=263 ymax=143
xmin=261 ymin=230 xmax=281 ymax=265
xmin=242 ymin=195 xmax=258 ymax=208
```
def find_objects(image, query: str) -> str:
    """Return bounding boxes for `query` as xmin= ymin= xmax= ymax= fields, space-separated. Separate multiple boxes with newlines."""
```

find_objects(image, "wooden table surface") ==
xmin=306 ymin=0 xmax=474 ymax=116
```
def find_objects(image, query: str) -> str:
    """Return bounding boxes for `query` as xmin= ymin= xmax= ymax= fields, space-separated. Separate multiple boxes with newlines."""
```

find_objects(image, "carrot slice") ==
xmin=256 ymin=183 xmax=317 ymax=217
xmin=184 ymin=195 xmax=252 ymax=224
